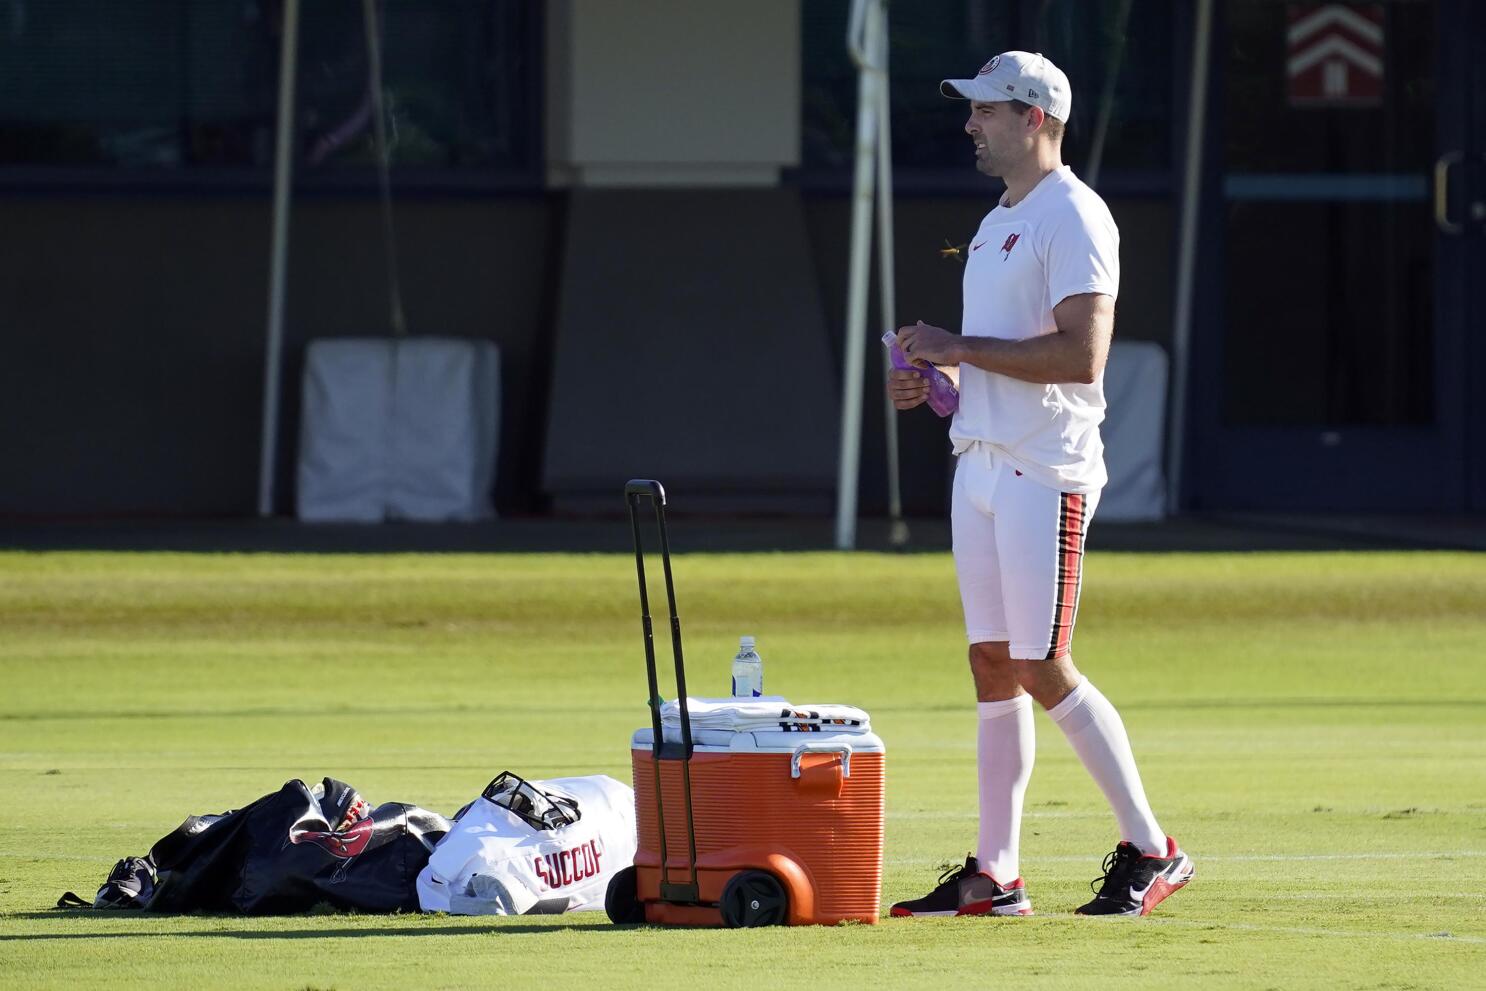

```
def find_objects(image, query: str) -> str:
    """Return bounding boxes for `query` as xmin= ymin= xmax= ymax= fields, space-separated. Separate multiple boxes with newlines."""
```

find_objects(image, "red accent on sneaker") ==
xmin=1140 ymin=872 xmax=1189 ymax=916
xmin=1139 ymin=840 xmax=1192 ymax=916
xmin=956 ymin=898 xmax=1034 ymax=917
xmin=1122 ymin=836 xmax=1178 ymax=861
xmin=1136 ymin=836 xmax=1179 ymax=860
xmin=959 ymin=874 xmax=1028 ymax=916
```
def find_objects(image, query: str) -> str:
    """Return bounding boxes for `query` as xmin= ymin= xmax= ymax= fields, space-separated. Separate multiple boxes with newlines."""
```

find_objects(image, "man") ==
xmin=888 ymin=52 xmax=1193 ymax=918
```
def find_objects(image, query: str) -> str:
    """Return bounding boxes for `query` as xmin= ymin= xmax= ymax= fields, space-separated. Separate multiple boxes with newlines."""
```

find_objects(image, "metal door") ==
xmin=1192 ymin=0 xmax=1479 ymax=512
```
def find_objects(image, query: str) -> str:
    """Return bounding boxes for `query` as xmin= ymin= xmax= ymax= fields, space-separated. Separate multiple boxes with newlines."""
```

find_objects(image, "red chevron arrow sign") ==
xmin=1287 ymin=3 xmax=1385 ymax=107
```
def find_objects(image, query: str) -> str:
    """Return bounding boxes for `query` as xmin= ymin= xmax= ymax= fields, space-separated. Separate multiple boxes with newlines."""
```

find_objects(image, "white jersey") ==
xmin=417 ymin=775 xmax=636 ymax=916
xmin=949 ymin=165 xmax=1119 ymax=493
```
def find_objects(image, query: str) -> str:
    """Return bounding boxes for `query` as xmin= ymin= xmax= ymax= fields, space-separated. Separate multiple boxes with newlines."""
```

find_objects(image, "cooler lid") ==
xmin=658 ymin=696 xmax=872 ymax=735
xmin=631 ymin=726 xmax=884 ymax=754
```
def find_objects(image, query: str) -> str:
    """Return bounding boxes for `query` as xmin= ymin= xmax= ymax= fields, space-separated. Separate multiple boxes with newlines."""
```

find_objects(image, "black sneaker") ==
xmin=891 ymin=855 xmax=1032 ymax=917
xmin=1076 ymin=837 xmax=1194 ymax=917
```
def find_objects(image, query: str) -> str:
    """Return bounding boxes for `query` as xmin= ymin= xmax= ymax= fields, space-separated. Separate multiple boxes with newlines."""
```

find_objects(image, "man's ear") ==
xmin=1027 ymin=105 xmax=1047 ymax=134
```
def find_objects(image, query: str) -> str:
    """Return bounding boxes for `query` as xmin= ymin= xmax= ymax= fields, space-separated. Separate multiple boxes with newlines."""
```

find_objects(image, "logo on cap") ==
xmin=979 ymin=55 xmax=1001 ymax=75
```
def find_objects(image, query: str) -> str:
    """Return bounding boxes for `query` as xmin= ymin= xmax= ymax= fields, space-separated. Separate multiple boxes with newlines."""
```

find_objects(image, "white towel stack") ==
xmin=659 ymin=696 xmax=871 ymax=734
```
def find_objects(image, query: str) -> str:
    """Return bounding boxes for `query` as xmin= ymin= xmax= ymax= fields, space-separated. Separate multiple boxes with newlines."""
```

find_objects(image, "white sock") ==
xmin=1048 ymin=678 xmax=1166 ymax=856
xmin=975 ymin=694 xmax=1035 ymax=883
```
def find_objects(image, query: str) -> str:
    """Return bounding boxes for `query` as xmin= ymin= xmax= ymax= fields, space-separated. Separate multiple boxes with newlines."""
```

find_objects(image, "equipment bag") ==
xmin=59 ymin=777 xmax=450 ymax=914
xmin=417 ymin=773 xmax=636 ymax=916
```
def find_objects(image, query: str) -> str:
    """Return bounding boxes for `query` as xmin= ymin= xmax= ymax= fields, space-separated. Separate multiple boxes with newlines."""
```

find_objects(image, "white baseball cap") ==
xmin=940 ymin=51 xmax=1072 ymax=123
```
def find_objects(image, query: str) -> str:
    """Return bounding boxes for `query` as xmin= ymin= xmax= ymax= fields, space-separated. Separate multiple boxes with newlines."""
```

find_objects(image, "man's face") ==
xmin=965 ymin=100 xmax=1031 ymax=177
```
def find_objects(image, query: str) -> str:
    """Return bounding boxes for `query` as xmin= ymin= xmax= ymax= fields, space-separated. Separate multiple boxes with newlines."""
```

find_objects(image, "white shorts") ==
xmin=951 ymin=443 xmax=1100 ymax=661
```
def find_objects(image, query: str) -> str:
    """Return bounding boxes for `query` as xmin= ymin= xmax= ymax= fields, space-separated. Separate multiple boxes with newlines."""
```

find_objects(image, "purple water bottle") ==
xmin=882 ymin=331 xmax=959 ymax=417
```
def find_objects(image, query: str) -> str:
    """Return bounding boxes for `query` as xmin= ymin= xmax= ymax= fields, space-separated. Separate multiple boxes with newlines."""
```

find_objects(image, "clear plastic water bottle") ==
xmin=731 ymin=636 xmax=763 ymax=698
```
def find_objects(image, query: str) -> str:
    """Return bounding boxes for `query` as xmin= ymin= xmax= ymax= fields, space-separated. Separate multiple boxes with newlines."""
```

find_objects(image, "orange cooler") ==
xmin=629 ymin=726 xmax=886 ymax=926
xmin=611 ymin=479 xmax=885 ymax=928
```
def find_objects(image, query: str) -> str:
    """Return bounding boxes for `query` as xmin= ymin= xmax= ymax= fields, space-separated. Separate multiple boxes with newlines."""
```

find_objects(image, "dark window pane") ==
xmin=0 ymin=0 xmax=539 ymax=175
xmin=1032 ymin=0 xmax=1175 ymax=174
xmin=801 ymin=0 xmax=1173 ymax=178
xmin=299 ymin=0 xmax=537 ymax=171
xmin=0 ymin=0 xmax=264 ymax=167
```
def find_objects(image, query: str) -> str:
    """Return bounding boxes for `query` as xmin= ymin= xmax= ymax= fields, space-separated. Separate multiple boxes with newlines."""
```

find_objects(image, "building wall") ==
xmin=0 ymin=0 xmax=1184 ymax=520
xmin=0 ymin=194 xmax=554 ymax=517
xmin=0 ymin=190 xmax=1169 ymax=518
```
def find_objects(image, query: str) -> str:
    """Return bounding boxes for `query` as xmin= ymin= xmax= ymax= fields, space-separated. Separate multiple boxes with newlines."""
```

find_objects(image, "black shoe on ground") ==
xmin=1075 ymin=836 xmax=1194 ymax=917
xmin=891 ymin=855 xmax=1032 ymax=917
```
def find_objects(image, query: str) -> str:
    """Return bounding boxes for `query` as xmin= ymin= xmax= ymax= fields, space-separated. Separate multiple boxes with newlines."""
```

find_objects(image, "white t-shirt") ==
xmin=949 ymin=165 xmax=1119 ymax=493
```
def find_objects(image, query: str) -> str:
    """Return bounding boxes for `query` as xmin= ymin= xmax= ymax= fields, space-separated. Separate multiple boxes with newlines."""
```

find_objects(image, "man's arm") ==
xmin=896 ymin=292 xmax=1114 ymax=385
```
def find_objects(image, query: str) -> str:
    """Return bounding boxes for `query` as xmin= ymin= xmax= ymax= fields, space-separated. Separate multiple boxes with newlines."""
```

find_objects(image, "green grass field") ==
xmin=1 ymin=549 xmax=1483 ymax=989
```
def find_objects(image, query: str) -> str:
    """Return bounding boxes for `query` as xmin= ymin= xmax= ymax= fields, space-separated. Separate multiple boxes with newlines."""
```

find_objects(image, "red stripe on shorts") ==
xmin=1045 ymin=493 xmax=1085 ymax=659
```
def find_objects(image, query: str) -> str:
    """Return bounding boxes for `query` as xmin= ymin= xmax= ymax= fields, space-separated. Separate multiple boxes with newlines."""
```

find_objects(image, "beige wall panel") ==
xmin=548 ymin=0 xmax=800 ymax=186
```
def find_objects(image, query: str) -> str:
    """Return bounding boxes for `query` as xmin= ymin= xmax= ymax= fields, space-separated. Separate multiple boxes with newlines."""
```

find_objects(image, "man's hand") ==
xmin=888 ymin=368 xmax=929 ymax=410
xmin=896 ymin=321 xmax=961 ymax=365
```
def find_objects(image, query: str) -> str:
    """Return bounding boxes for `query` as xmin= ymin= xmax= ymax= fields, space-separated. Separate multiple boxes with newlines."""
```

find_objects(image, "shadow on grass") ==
xmin=1 ymin=916 xmax=636 ymax=940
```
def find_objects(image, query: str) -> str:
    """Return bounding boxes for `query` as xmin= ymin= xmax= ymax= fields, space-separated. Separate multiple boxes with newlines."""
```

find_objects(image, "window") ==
xmin=0 ymin=0 xmax=541 ymax=185
xmin=800 ymin=0 xmax=1176 ymax=189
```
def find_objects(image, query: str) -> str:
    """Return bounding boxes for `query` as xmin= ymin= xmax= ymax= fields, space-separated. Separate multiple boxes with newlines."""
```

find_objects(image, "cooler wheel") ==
xmin=604 ymin=866 xmax=645 ymax=924
xmin=720 ymin=870 xmax=788 ymax=928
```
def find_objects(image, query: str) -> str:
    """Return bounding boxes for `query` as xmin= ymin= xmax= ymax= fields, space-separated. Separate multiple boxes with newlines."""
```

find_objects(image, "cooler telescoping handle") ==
xmin=624 ymin=479 xmax=666 ymax=500
xmin=623 ymin=479 xmax=695 ymax=760
xmin=624 ymin=478 xmax=700 ymax=903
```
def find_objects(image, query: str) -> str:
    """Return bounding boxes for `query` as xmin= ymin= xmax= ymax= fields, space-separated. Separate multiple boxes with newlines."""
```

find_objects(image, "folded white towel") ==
xmin=659 ymin=697 xmax=871 ymax=733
